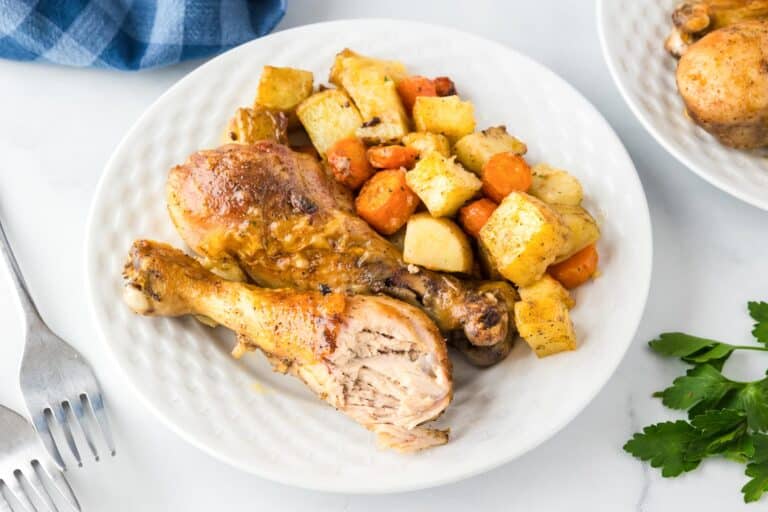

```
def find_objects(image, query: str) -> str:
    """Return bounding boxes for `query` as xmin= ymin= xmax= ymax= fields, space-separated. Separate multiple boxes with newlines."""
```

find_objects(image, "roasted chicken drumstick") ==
xmin=665 ymin=0 xmax=768 ymax=56
xmin=166 ymin=141 xmax=517 ymax=365
xmin=123 ymin=240 xmax=452 ymax=452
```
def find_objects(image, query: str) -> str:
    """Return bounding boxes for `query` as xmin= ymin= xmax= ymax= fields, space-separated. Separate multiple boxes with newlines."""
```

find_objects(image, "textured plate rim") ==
xmin=596 ymin=0 xmax=768 ymax=211
xmin=85 ymin=18 xmax=653 ymax=494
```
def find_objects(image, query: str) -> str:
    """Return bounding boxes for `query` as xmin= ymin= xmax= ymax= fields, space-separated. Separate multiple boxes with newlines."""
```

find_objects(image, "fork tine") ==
xmin=50 ymin=407 xmax=81 ymax=468
xmin=83 ymin=393 xmax=115 ymax=457
xmin=0 ymin=491 xmax=12 ymax=512
xmin=34 ymin=412 xmax=65 ymax=471
xmin=3 ymin=474 xmax=34 ymax=512
xmin=18 ymin=468 xmax=57 ymax=512
xmin=62 ymin=402 xmax=97 ymax=463
xmin=36 ymin=463 xmax=79 ymax=512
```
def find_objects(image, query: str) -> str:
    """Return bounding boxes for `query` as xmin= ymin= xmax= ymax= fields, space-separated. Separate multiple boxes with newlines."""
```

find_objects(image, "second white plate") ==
xmin=598 ymin=0 xmax=768 ymax=211
xmin=86 ymin=19 xmax=652 ymax=493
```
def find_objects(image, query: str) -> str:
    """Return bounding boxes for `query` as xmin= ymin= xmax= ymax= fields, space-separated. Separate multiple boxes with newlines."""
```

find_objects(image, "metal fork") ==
xmin=0 ymin=216 xmax=115 ymax=469
xmin=0 ymin=404 xmax=80 ymax=511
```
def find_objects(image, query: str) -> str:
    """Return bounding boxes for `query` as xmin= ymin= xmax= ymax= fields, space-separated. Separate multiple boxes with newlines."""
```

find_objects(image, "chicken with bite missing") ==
xmin=123 ymin=240 xmax=452 ymax=452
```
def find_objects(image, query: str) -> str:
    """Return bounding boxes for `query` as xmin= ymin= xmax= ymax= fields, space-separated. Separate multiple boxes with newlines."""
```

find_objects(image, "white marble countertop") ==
xmin=1 ymin=1 xmax=767 ymax=509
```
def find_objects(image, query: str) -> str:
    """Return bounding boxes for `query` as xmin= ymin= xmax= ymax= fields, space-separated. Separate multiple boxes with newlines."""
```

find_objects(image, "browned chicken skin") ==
xmin=665 ymin=2 xmax=768 ymax=148
xmin=166 ymin=141 xmax=517 ymax=366
xmin=123 ymin=240 xmax=452 ymax=452
xmin=676 ymin=20 xmax=768 ymax=148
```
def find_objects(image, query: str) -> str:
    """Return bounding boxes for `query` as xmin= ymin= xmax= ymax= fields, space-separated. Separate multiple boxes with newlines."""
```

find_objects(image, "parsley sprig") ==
xmin=624 ymin=301 xmax=768 ymax=503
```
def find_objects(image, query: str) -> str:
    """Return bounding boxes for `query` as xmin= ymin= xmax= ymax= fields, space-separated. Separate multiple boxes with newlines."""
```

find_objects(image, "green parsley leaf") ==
xmin=696 ymin=353 xmax=731 ymax=372
xmin=649 ymin=333 xmax=737 ymax=366
xmin=685 ymin=343 xmax=736 ymax=364
xmin=740 ymin=434 xmax=768 ymax=502
xmin=723 ymin=434 xmax=755 ymax=463
xmin=743 ymin=462 xmax=768 ymax=503
xmin=729 ymin=379 xmax=768 ymax=431
xmin=753 ymin=324 xmax=768 ymax=345
xmin=690 ymin=409 xmax=746 ymax=436
xmin=749 ymin=302 xmax=768 ymax=322
xmin=650 ymin=333 xmax=725 ymax=357
xmin=687 ymin=410 xmax=748 ymax=460
xmin=749 ymin=302 xmax=768 ymax=345
xmin=623 ymin=421 xmax=701 ymax=477
xmin=752 ymin=434 xmax=768 ymax=463
xmin=661 ymin=364 xmax=742 ymax=413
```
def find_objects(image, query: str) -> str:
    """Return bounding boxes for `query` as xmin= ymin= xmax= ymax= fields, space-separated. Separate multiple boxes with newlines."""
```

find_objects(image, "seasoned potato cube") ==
xmin=296 ymin=89 xmax=363 ymax=157
xmin=413 ymin=96 xmax=476 ymax=142
xmin=221 ymin=106 xmax=288 ymax=145
xmin=256 ymin=66 xmax=314 ymax=124
xmin=330 ymin=48 xmax=407 ymax=85
xmin=402 ymin=132 xmax=451 ymax=157
xmin=479 ymin=192 xmax=566 ymax=286
xmin=477 ymin=243 xmax=503 ymax=280
xmin=404 ymin=213 xmax=473 ymax=273
xmin=518 ymin=275 xmax=575 ymax=309
xmin=514 ymin=298 xmax=577 ymax=357
xmin=552 ymin=204 xmax=600 ymax=263
xmin=405 ymin=152 xmax=481 ymax=217
xmin=530 ymin=163 xmax=584 ymax=206
xmin=453 ymin=126 xmax=527 ymax=176
xmin=329 ymin=49 xmax=409 ymax=143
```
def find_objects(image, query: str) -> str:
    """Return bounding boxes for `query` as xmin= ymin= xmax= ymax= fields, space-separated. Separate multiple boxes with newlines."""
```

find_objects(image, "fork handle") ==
xmin=0 ymin=215 xmax=44 ymax=329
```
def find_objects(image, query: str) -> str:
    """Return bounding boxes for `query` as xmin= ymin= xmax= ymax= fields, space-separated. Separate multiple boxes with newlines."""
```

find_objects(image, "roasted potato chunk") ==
xmin=477 ymin=243 xmax=503 ymax=281
xmin=403 ymin=213 xmax=473 ymax=273
xmin=296 ymin=89 xmax=364 ymax=158
xmin=405 ymin=152 xmax=482 ymax=217
xmin=221 ymin=106 xmax=288 ymax=145
xmin=530 ymin=163 xmax=584 ymax=206
xmin=514 ymin=298 xmax=577 ymax=357
xmin=413 ymin=95 xmax=476 ymax=142
xmin=518 ymin=275 xmax=575 ymax=309
xmin=453 ymin=126 xmax=527 ymax=175
xmin=479 ymin=192 xmax=566 ymax=286
xmin=330 ymin=48 xmax=407 ymax=85
xmin=256 ymin=66 xmax=314 ymax=125
xmin=402 ymin=132 xmax=451 ymax=157
xmin=329 ymin=49 xmax=409 ymax=143
xmin=552 ymin=204 xmax=600 ymax=263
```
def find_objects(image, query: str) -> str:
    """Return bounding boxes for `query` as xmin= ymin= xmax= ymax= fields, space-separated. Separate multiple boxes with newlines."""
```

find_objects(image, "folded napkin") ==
xmin=0 ymin=0 xmax=285 ymax=70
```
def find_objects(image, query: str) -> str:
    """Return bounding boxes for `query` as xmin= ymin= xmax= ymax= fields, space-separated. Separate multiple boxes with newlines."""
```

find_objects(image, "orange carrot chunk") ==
xmin=481 ymin=152 xmax=533 ymax=202
xmin=459 ymin=198 xmax=498 ymax=238
xmin=396 ymin=76 xmax=437 ymax=112
xmin=355 ymin=169 xmax=419 ymax=235
xmin=326 ymin=137 xmax=374 ymax=190
xmin=367 ymin=145 xmax=420 ymax=169
xmin=549 ymin=244 xmax=599 ymax=289
xmin=433 ymin=76 xmax=457 ymax=97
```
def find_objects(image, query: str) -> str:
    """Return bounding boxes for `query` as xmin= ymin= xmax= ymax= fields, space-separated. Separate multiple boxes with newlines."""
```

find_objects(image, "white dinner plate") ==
xmin=598 ymin=0 xmax=768 ymax=211
xmin=85 ymin=19 xmax=652 ymax=493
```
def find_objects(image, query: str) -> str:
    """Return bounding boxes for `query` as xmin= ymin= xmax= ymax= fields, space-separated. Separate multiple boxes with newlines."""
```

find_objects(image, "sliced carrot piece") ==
xmin=548 ymin=244 xmax=599 ymax=289
xmin=355 ymin=169 xmax=419 ymax=235
xmin=433 ymin=76 xmax=457 ymax=96
xmin=481 ymin=152 xmax=533 ymax=202
xmin=326 ymin=137 xmax=374 ymax=190
xmin=396 ymin=76 xmax=437 ymax=112
xmin=367 ymin=145 xmax=420 ymax=169
xmin=459 ymin=198 xmax=498 ymax=238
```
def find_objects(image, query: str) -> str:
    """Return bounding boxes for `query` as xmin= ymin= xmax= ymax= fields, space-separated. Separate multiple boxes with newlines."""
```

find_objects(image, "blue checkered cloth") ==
xmin=0 ymin=0 xmax=286 ymax=70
